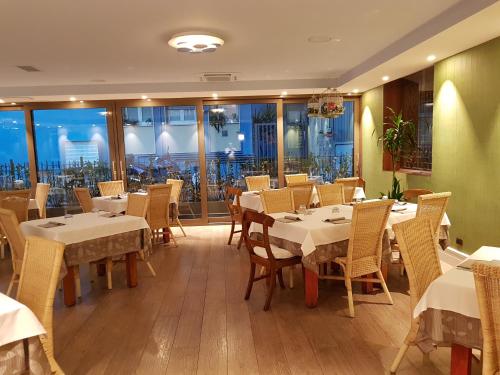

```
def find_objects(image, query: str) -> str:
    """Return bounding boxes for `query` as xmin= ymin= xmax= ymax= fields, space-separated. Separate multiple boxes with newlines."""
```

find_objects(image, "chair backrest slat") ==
xmin=146 ymin=184 xmax=172 ymax=230
xmin=98 ymin=180 xmax=124 ymax=196
xmin=245 ymin=175 xmax=270 ymax=191
xmin=260 ymin=188 xmax=294 ymax=214
xmin=316 ymin=183 xmax=344 ymax=206
xmin=225 ymin=187 xmax=243 ymax=220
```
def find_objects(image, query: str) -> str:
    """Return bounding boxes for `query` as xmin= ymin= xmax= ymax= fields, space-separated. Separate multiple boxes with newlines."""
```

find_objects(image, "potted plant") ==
xmin=378 ymin=108 xmax=417 ymax=200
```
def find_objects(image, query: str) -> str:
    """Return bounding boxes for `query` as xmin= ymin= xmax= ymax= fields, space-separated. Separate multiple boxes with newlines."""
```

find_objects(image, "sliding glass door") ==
xmin=203 ymin=102 xmax=278 ymax=218
xmin=32 ymin=108 xmax=113 ymax=210
xmin=0 ymin=110 xmax=31 ymax=190
xmin=120 ymin=105 xmax=202 ymax=219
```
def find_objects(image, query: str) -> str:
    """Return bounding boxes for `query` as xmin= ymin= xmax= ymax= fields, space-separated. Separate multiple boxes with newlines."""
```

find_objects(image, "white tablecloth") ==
xmin=413 ymin=246 xmax=500 ymax=319
xmin=249 ymin=202 xmax=450 ymax=257
xmin=239 ymin=187 xmax=320 ymax=212
xmin=92 ymin=193 xmax=176 ymax=213
xmin=20 ymin=212 xmax=149 ymax=245
xmin=0 ymin=293 xmax=45 ymax=347
xmin=28 ymin=199 xmax=38 ymax=211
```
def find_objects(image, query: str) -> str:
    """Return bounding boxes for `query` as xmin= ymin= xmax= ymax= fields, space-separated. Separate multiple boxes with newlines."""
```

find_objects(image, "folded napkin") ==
xmin=38 ymin=221 xmax=66 ymax=228
xmin=391 ymin=207 xmax=407 ymax=212
xmin=100 ymin=212 xmax=124 ymax=218
xmin=323 ymin=217 xmax=351 ymax=224
xmin=276 ymin=215 xmax=302 ymax=223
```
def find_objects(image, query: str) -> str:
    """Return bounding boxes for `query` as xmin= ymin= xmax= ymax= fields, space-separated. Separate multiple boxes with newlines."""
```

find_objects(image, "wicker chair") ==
xmin=35 ymin=183 xmax=50 ymax=219
xmin=472 ymin=262 xmax=500 ymax=375
xmin=97 ymin=180 xmax=124 ymax=196
xmin=225 ymin=187 xmax=243 ymax=249
xmin=285 ymin=173 xmax=308 ymax=185
xmin=146 ymin=184 xmax=176 ymax=246
xmin=0 ymin=196 xmax=29 ymax=223
xmin=17 ymin=236 xmax=65 ymax=374
xmin=260 ymin=188 xmax=294 ymax=214
xmin=242 ymin=210 xmax=303 ymax=311
xmin=74 ymin=187 xmax=93 ymax=213
xmin=0 ymin=191 xmax=28 ymax=259
xmin=316 ymin=183 xmax=345 ymax=206
xmin=389 ymin=217 xmax=443 ymax=373
xmin=245 ymin=175 xmax=270 ymax=191
xmin=0 ymin=208 xmax=26 ymax=296
xmin=0 ymin=189 xmax=31 ymax=201
xmin=335 ymin=177 xmax=362 ymax=203
xmin=166 ymin=179 xmax=186 ymax=237
xmin=416 ymin=192 xmax=451 ymax=236
xmin=402 ymin=189 xmax=433 ymax=202
xmin=288 ymin=181 xmax=314 ymax=210
xmin=324 ymin=200 xmax=394 ymax=317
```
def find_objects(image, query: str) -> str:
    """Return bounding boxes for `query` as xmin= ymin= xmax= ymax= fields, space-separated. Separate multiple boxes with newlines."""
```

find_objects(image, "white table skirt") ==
xmin=20 ymin=212 xmax=149 ymax=245
xmin=92 ymin=193 xmax=176 ymax=213
xmin=249 ymin=202 xmax=450 ymax=258
xmin=0 ymin=293 xmax=45 ymax=347
xmin=413 ymin=246 xmax=500 ymax=319
xmin=239 ymin=187 xmax=320 ymax=212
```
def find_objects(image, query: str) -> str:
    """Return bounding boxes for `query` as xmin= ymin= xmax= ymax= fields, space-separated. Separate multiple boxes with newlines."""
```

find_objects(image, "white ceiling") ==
xmin=0 ymin=0 xmax=499 ymax=101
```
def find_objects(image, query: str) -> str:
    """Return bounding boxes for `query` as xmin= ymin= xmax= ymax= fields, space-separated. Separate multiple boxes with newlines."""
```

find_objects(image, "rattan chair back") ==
xmin=17 ymin=236 xmax=65 ymax=374
xmin=402 ymin=189 xmax=433 ymax=202
xmin=288 ymin=182 xmax=314 ymax=210
xmin=245 ymin=175 xmax=270 ymax=191
xmin=472 ymin=261 xmax=500 ymax=375
xmin=98 ymin=180 xmax=124 ymax=196
xmin=335 ymin=177 xmax=361 ymax=202
xmin=242 ymin=210 xmax=276 ymax=260
xmin=74 ymin=187 xmax=93 ymax=213
xmin=146 ymin=184 xmax=172 ymax=231
xmin=346 ymin=200 xmax=393 ymax=278
xmin=0 ymin=196 xmax=29 ymax=223
xmin=166 ymin=179 xmax=183 ymax=205
xmin=0 ymin=189 xmax=31 ymax=201
xmin=316 ymin=183 xmax=344 ymax=206
xmin=126 ymin=193 xmax=149 ymax=218
xmin=285 ymin=174 xmax=308 ymax=185
xmin=416 ymin=192 xmax=451 ymax=235
xmin=0 ymin=208 xmax=26 ymax=275
xmin=35 ymin=183 xmax=50 ymax=219
xmin=260 ymin=188 xmax=294 ymax=214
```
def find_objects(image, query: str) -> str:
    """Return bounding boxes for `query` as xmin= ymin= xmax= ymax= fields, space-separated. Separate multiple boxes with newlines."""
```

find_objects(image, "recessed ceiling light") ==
xmin=281 ymin=91 xmax=288 ymax=97
xmin=212 ymin=93 xmax=218 ymax=99
xmin=307 ymin=35 xmax=340 ymax=43
xmin=141 ymin=95 xmax=148 ymax=100
xmin=11 ymin=102 xmax=16 ymax=105
xmin=69 ymin=97 xmax=76 ymax=101
xmin=347 ymin=93 xmax=352 ymax=96
xmin=0 ymin=99 xmax=4 ymax=103
xmin=382 ymin=76 xmax=390 ymax=81
xmin=79 ymin=100 xmax=84 ymax=103
xmin=352 ymin=89 xmax=359 ymax=93
xmin=168 ymin=32 xmax=224 ymax=53
xmin=427 ymin=54 xmax=436 ymax=62
xmin=146 ymin=98 xmax=151 ymax=102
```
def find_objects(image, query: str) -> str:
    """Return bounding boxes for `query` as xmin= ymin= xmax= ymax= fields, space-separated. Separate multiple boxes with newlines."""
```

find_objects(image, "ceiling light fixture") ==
xmin=146 ymin=98 xmax=151 ymax=102
xmin=79 ymin=100 xmax=84 ymax=103
xmin=382 ymin=76 xmax=390 ymax=81
xmin=141 ymin=95 xmax=148 ymax=100
xmin=212 ymin=93 xmax=218 ymax=99
xmin=69 ymin=97 xmax=76 ymax=101
xmin=352 ymin=89 xmax=359 ymax=94
xmin=168 ymin=32 xmax=224 ymax=53
xmin=0 ymin=99 xmax=4 ymax=103
xmin=427 ymin=54 xmax=436 ymax=62
xmin=280 ymin=91 xmax=288 ymax=97
xmin=11 ymin=102 xmax=16 ymax=105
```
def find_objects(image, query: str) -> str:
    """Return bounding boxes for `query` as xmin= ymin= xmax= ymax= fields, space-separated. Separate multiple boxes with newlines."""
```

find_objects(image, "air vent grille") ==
xmin=201 ymin=73 xmax=236 ymax=82
xmin=17 ymin=65 xmax=41 ymax=72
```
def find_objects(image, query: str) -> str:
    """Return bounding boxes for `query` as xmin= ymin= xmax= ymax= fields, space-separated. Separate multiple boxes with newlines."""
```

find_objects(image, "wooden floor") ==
xmin=0 ymin=225 xmax=481 ymax=375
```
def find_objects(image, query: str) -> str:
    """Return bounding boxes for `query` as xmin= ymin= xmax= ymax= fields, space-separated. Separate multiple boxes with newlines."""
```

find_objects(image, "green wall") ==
xmin=361 ymin=36 xmax=500 ymax=253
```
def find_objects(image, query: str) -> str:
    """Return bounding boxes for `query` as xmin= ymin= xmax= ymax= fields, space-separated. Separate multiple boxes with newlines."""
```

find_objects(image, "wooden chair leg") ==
xmin=377 ymin=270 xmax=393 ymax=305
xmin=264 ymin=269 xmax=277 ymax=311
xmin=74 ymin=265 xmax=81 ymax=298
xmin=228 ymin=221 xmax=235 ymax=245
xmin=237 ymin=234 xmax=243 ymax=250
xmin=277 ymin=269 xmax=285 ymax=289
xmin=176 ymin=218 xmax=186 ymax=237
xmin=345 ymin=277 xmax=355 ymax=318
xmin=390 ymin=343 xmax=410 ymax=373
xmin=244 ymin=262 xmax=256 ymax=300
xmin=106 ymin=258 xmax=113 ymax=290
xmin=6 ymin=273 xmax=16 ymax=296
xmin=288 ymin=266 xmax=294 ymax=289
xmin=168 ymin=227 xmax=178 ymax=247
xmin=0 ymin=241 xmax=4 ymax=259
xmin=399 ymin=263 xmax=405 ymax=276
xmin=139 ymin=250 xmax=156 ymax=277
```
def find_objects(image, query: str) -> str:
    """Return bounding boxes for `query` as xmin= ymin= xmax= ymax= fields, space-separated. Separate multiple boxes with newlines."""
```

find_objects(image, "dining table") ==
xmin=249 ymin=201 xmax=451 ymax=308
xmin=0 ymin=292 xmax=51 ymax=374
xmin=413 ymin=246 xmax=500 ymax=375
xmin=20 ymin=212 xmax=152 ymax=307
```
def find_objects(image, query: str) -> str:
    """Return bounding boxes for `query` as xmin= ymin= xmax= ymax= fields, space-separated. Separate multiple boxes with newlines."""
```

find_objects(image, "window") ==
xmin=284 ymin=101 xmax=355 ymax=182
xmin=204 ymin=103 xmax=278 ymax=217
xmin=33 ymin=108 xmax=112 ymax=209
xmin=0 ymin=110 xmax=30 ymax=190
xmin=122 ymin=105 xmax=201 ymax=219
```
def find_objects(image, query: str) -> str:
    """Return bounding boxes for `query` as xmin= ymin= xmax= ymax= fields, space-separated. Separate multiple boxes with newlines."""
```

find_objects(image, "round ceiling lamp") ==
xmin=168 ymin=32 xmax=224 ymax=53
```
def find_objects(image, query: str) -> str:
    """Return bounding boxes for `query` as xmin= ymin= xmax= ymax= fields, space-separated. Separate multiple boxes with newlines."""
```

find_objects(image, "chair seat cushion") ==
xmin=254 ymin=244 xmax=295 ymax=259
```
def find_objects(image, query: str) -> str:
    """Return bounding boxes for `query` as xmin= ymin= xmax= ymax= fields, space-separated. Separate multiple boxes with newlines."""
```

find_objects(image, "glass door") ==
xmin=203 ymin=102 xmax=278 ymax=218
xmin=32 ymin=107 xmax=115 ymax=213
xmin=118 ymin=104 xmax=202 ymax=219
